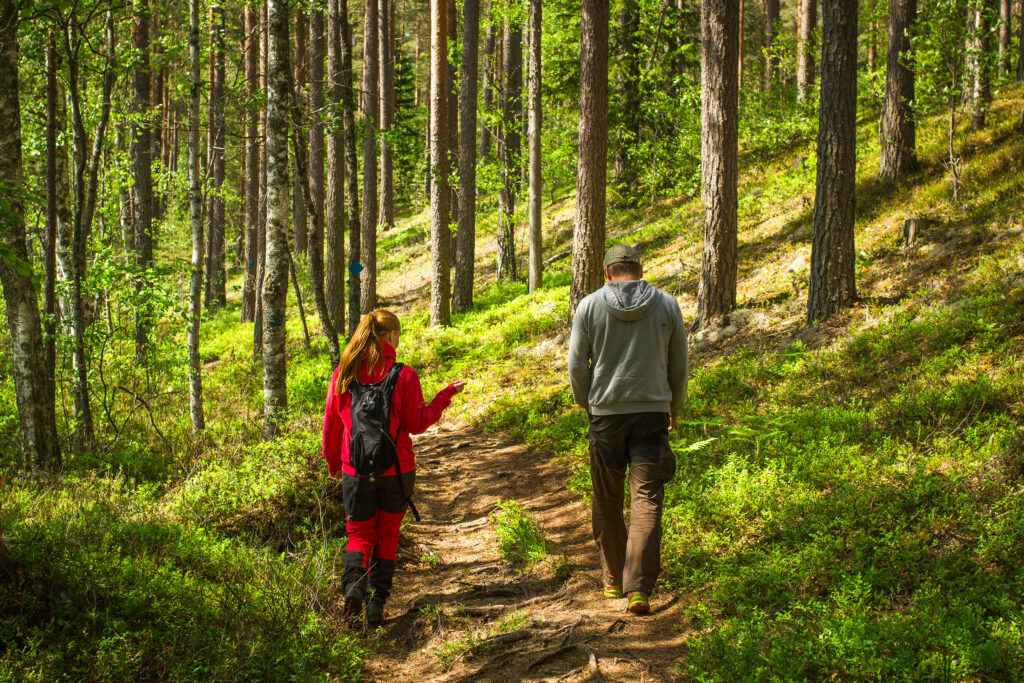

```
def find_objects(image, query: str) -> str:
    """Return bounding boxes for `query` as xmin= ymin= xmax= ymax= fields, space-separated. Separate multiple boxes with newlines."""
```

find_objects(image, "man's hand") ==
xmin=669 ymin=415 xmax=677 ymax=432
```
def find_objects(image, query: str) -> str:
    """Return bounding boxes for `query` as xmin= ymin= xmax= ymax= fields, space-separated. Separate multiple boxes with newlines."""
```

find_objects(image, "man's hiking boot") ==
xmin=627 ymin=591 xmax=650 ymax=615
xmin=603 ymin=584 xmax=623 ymax=599
xmin=365 ymin=598 xmax=385 ymax=628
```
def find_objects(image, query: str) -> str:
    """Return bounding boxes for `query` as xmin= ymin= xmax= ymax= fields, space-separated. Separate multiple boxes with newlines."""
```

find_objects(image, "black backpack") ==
xmin=348 ymin=362 xmax=420 ymax=520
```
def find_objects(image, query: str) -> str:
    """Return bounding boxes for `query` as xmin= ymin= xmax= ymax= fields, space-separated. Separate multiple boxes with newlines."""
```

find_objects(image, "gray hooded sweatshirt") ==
xmin=568 ymin=280 xmax=688 ymax=416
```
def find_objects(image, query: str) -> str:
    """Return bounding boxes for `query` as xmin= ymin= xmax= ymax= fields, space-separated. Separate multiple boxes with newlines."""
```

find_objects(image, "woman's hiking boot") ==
xmin=365 ymin=598 xmax=385 ymax=628
xmin=368 ymin=558 xmax=396 ymax=603
xmin=341 ymin=551 xmax=367 ymax=626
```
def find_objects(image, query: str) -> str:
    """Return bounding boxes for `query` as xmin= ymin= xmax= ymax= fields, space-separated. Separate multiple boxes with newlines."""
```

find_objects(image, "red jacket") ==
xmin=322 ymin=341 xmax=457 ymax=478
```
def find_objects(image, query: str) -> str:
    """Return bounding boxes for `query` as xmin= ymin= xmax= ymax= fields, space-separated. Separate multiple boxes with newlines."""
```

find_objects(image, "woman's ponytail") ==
xmin=334 ymin=310 xmax=401 ymax=395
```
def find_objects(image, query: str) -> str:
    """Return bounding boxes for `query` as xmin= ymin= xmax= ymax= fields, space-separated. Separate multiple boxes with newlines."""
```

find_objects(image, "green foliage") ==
xmin=490 ymin=499 xmax=550 ymax=570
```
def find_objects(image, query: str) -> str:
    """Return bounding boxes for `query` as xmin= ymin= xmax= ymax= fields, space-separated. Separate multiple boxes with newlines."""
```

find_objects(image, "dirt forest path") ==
xmin=357 ymin=423 xmax=693 ymax=682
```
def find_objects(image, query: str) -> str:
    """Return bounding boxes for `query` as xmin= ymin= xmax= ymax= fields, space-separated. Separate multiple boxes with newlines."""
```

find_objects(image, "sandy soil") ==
xmin=354 ymin=423 xmax=694 ymax=682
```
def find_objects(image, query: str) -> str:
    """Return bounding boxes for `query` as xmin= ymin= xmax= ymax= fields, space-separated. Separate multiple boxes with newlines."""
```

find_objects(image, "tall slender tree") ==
xmin=480 ymin=0 xmax=496 ymax=158
xmin=379 ymin=0 xmax=395 ymax=234
xmin=205 ymin=0 xmax=227 ymax=309
xmin=44 ymin=36 xmax=59 ymax=433
xmin=151 ymin=16 xmax=164 ymax=222
xmin=263 ymin=0 xmax=292 ymax=436
xmin=880 ymin=0 xmax=918 ymax=181
xmin=695 ymin=0 xmax=740 ymax=329
xmin=255 ymin=2 xmax=270 ymax=360
xmin=613 ymin=0 xmax=640 ymax=204
xmin=527 ymin=0 xmax=543 ymax=293
xmin=1 ymin=0 xmax=61 ymax=471
xmin=242 ymin=4 xmax=260 ymax=323
xmin=808 ymin=0 xmax=858 ymax=323
xmin=797 ymin=0 xmax=817 ymax=101
xmin=293 ymin=9 xmax=309 ymax=255
xmin=361 ymin=0 xmax=379 ymax=314
xmin=764 ymin=0 xmax=779 ymax=89
xmin=454 ymin=0 xmax=480 ymax=313
xmin=497 ymin=21 xmax=522 ymax=281
xmin=187 ymin=0 xmax=205 ymax=432
xmin=339 ymin=0 xmax=361 ymax=334
xmin=447 ymin=0 xmax=460 ymax=226
xmin=570 ymin=0 xmax=609 ymax=315
xmin=968 ymin=0 xmax=994 ymax=129
xmin=430 ymin=0 xmax=451 ymax=326
xmin=309 ymin=4 xmax=326 ymax=273
xmin=326 ymin=0 xmax=351 ymax=334
xmin=132 ymin=0 xmax=154 ymax=361
xmin=998 ymin=0 xmax=1012 ymax=77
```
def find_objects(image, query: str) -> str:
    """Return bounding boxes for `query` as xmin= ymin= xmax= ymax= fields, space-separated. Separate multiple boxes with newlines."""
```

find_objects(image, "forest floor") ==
xmin=358 ymin=423 xmax=691 ymax=682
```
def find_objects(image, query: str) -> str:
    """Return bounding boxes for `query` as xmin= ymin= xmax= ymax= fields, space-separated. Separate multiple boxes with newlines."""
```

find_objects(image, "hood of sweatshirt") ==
xmin=600 ymin=280 xmax=657 ymax=321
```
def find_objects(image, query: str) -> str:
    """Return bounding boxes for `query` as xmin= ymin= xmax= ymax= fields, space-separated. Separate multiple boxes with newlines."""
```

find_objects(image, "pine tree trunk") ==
xmin=0 ymin=0 xmax=61 ymax=472
xmin=132 ymin=0 xmax=154 ymax=361
xmin=613 ymin=0 xmax=639 ymax=207
xmin=880 ymin=0 xmax=918 ymax=182
xmin=242 ymin=4 xmax=260 ymax=323
xmin=339 ymin=0 xmax=361 ymax=334
xmin=497 ymin=22 xmax=522 ymax=281
xmin=187 ymin=0 xmax=206 ymax=433
xmin=999 ymin=0 xmax=1012 ymax=77
xmin=447 ymin=0 xmax=460 ymax=228
xmin=430 ymin=0 xmax=452 ymax=326
xmin=453 ymin=0 xmax=479 ymax=313
xmin=527 ymin=0 xmax=543 ymax=293
xmin=808 ymin=0 xmax=858 ymax=324
xmin=480 ymin=0 xmax=496 ymax=159
xmin=293 ymin=10 xmax=309 ymax=256
xmin=379 ymin=0 xmax=395 ymax=233
xmin=327 ymin=0 xmax=354 ymax=335
xmin=361 ymin=0 xmax=379 ymax=315
xmin=765 ymin=0 xmax=779 ymax=89
xmin=797 ymin=0 xmax=816 ymax=101
xmin=263 ymin=0 xmax=292 ymax=437
xmin=151 ymin=19 xmax=164 ymax=222
xmin=868 ymin=20 xmax=877 ymax=73
xmin=695 ymin=0 xmax=740 ymax=329
xmin=205 ymin=1 xmax=227 ymax=309
xmin=970 ymin=0 xmax=994 ymax=129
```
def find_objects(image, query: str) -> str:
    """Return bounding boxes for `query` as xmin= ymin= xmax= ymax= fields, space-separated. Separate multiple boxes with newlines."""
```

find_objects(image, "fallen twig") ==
xmin=587 ymin=648 xmax=604 ymax=682
xmin=528 ymin=642 xmax=581 ymax=670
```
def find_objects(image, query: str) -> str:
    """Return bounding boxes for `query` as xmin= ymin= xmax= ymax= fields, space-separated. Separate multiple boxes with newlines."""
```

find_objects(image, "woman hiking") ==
xmin=322 ymin=310 xmax=465 ymax=627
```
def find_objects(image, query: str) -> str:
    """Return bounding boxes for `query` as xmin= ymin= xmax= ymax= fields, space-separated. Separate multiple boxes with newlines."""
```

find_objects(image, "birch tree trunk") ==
xmin=569 ymin=0 xmax=609 ymax=315
xmin=454 ymin=0 xmax=479 ymax=314
xmin=527 ymin=0 xmax=543 ymax=293
xmin=255 ymin=2 xmax=269 ymax=361
xmin=132 ymin=0 xmax=154 ymax=362
xmin=430 ymin=0 xmax=451 ymax=326
xmin=205 ymin=1 xmax=227 ymax=309
xmin=242 ymin=4 xmax=260 ymax=323
xmin=808 ymin=0 xmax=858 ymax=323
xmin=880 ymin=0 xmax=918 ymax=182
xmin=361 ymin=0 xmax=379 ymax=314
xmin=263 ymin=0 xmax=292 ymax=437
xmin=187 ymin=0 xmax=206 ymax=432
xmin=695 ymin=0 xmax=740 ymax=329
xmin=1 ymin=0 xmax=61 ymax=471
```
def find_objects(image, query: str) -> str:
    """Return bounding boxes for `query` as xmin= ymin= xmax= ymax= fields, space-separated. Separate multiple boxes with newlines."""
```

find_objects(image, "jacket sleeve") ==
xmin=667 ymin=297 xmax=689 ymax=416
xmin=322 ymin=367 xmax=344 ymax=477
xmin=567 ymin=303 xmax=592 ymax=412
xmin=396 ymin=366 xmax=457 ymax=435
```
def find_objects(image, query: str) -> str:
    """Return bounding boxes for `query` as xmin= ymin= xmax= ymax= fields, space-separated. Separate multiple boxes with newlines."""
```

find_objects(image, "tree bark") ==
xmin=447 ymin=0 xmax=460 ymax=227
xmin=430 ymin=0 xmax=452 ymax=326
xmin=44 ymin=36 xmax=59 ymax=429
xmin=379 ymin=0 xmax=395 ymax=233
xmin=309 ymin=5 xmax=326 ymax=278
xmin=969 ymin=0 xmax=994 ymax=129
xmin=1 ymin=0 xmax=61 ymax=471
xmin=570 ymin=0 xmax=609 ymax=316
xmin=999 ymin=0 xmax=1012 ymax=77
xmin=527 ymin=0 xmax=543 ymax=293
xmin=613 ymin=0 xmax=640 ymax=206
xmin=454 ymin=0 xmax=479 ymax=313
xmin=151 ymin=18 xmax=164 ymax=222
xmin=132 ymin=0 xmax=154 ymax=361
xmin=797 ymin=0 xmax=817 ymax=101
xmin=361 ymin=0 xmax=379 ymax=314
xmin=263 ymin=0 xmax=292 ymax=437
xmin=808 ymin=0 xmax=858 ymax=324
xmin=293 ymin=10 xmax=309 ymax=256
xmin=695 ymin=0 xmax=740 ymax=329
xmin=187 ymin=0 xmax=206 ymax=432
xmin=868 ymin=19 xmax=877 ymax=73
xmin=255 ymin=2 xmax=269 ymax=361
xmin=480 ymin=0 xmax=496 ymax=159
xmin=879 ymin=0 xmax=918 ymax=182
xmin=341 ymin=0 xmax=361 ymax=335
xmin=242 ymin=4 xmax=260 ymax=323
xmin=765 ymin=0 xmax=779 ymax=89
xmin=205 ymin=1 xmax=227 ymax=309
xmin=497 ymin=22 xmax=522 ymax=281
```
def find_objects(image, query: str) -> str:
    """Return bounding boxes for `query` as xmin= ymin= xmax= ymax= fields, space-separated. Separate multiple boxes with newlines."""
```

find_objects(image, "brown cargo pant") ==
xmin=589 ymin=412 xmax=675 ymax=597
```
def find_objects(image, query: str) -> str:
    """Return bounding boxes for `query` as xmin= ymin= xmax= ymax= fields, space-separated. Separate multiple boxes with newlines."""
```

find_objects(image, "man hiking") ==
xmin=568 ymin=244 xmax=688 ymax=615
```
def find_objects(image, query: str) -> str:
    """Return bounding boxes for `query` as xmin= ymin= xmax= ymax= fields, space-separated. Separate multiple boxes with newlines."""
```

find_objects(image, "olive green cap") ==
xmin=603 ymin=243 xmax=641 ymax=268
